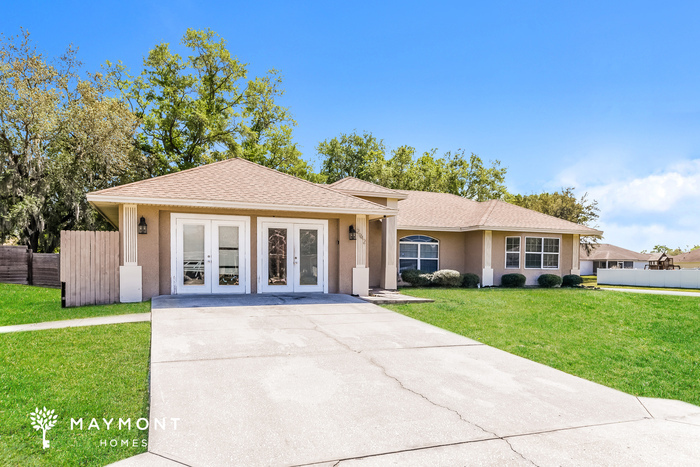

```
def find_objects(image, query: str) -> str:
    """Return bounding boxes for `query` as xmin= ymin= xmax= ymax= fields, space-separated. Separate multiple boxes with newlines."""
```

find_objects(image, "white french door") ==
xmin=259 ymin=219 xmax=327 ymax=293
xmin=173 ymin=214 xmax=250 ymax=294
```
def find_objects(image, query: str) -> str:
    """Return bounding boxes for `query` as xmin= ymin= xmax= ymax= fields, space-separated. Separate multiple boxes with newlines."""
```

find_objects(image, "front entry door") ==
xmin=260 ymin=220 xmax=326 ymax=293
xmin=174 ymin=215 xmax=249 ymax=294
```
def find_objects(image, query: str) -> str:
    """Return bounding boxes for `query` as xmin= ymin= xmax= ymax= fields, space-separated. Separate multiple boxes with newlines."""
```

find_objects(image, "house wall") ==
xmin=677 ymin=262 xmax=700 ymax=269
xmin=397 ymin=229 xmax=467 ymax=274
xmin=120 ymin=204 xmax=358 ymax=300
xmin=491 ymin=231 xmax=575 ymax=286
xmin=464 ymin=231 xmax=483 ymax=277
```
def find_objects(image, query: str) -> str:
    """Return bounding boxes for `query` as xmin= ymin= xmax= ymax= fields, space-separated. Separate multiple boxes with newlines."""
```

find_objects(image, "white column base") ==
xmin=570 ymin=269 xmax=580 ymax=275
xmin=120 ymin=265 xmax=143 ymax=303
xmin=381 ymin=265 xmax=397 ymax=290
xmin=482 ymin=268 xmax=494 ymax=287
xmin=353 ymin=267 xmax=370 ymax=296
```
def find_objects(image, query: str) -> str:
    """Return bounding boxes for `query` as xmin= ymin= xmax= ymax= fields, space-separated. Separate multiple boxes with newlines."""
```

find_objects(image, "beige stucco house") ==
xmin=86 ymin=158 xmax=602 ymax=302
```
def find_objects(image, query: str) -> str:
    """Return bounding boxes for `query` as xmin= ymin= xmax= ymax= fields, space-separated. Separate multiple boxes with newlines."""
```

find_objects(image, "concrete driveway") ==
xmin=116 ymin=294 xmax=700 ymax=466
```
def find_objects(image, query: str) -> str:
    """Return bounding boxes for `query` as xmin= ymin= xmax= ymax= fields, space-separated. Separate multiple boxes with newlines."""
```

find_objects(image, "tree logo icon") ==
xmin=29 ymin=407 xmax=58 ymax=449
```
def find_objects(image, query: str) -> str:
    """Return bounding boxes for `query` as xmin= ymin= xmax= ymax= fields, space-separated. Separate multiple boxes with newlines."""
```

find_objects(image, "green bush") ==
xmin=562 ymin=274 xmax=583 ymax=287
xmin=461 ymin=273 xmax=480 ymax=288
xmin=400 ymin=269 xmax=433 ymax=287
xmin=538 ymin=274 xmax=562 ymax=288
xmin=431 ymin=269 xmax=462 ymax=287
xmin=501 ymin=273 xmax=526 ymax=288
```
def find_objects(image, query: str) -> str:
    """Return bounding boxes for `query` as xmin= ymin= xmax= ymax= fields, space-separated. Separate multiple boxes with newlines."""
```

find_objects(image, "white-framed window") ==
xmin=525 ymin=237 xmax=560 ymax=269
xmin=399 ymin=235 xmax=439 ymax=273
xmin=505 ymin=237 xmax=521 ymax=269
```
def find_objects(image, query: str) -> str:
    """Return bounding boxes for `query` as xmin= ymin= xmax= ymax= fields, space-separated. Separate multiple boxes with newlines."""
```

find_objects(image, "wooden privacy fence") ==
xmin=0 ymin=245 xmax=60 ymax=288
xmin=60 ymin=231 xmax=119 ymax=307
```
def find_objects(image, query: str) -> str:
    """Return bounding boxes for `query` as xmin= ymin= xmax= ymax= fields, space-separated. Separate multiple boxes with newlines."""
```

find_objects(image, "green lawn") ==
xmin=386 ymin=288 xmax=700 ymax=407
xmin=582 ymin=274 xmax=700 ymax=293
xmin=0 ymin=283 xmax=150 ymax=327
xmin=0 ymin=322 xmax=151 ymax=466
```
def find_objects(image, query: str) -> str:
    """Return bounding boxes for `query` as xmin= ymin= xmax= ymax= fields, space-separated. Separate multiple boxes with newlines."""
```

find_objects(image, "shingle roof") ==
xmin=329 ymin=177 xmax=407 ymax=199
xmin=88 ymin=158 xmax=394 ymax=215
xmin=395 ymin=191 xmax=602 ymax=235
xmin=673 ymin=249 xmax=700 ymax=263
xmin=579 ymin=243 xmax=651 ymax=261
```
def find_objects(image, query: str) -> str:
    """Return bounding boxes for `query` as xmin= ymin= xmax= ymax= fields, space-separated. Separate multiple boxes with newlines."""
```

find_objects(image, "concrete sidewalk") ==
xmin=0 ymin=313 xmax=150 ymax=333
xmin=112 ymin=294 xmax=700 ymax=466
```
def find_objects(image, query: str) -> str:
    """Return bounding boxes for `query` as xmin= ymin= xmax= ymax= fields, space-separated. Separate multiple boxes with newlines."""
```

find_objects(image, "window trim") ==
xmin=504 ymin=236 xmax=521 ymax=269
xmin=524 ymin=236 xmax=560 ymax=270
xmin=399 ymin=236 xmax=440 ymax=272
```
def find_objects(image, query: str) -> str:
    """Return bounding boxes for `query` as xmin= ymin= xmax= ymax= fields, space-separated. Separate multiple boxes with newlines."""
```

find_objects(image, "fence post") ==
xmin=27 ymin=247 xmax=33 ymax=286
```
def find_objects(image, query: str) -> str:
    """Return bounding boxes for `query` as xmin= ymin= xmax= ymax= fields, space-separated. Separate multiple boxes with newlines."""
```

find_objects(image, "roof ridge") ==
xmin=330 ymin=176 xmax=404 ymax=195
xmin=219 ymin=158 xmax=391 ymax=211
xmin=476 ymin=199 xmax=499 ymax=226
xmin=396 ymin=189 xmax=480 ymax=203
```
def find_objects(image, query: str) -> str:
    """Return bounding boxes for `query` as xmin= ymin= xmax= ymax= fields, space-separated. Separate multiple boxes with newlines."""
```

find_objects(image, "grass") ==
xmin=0 ymin=283 xmax=150 ymax=327
xmin=0 ymin=322 xmax=151 ymax=466
xmin=386 ymin=287 xmax=700 ymax=407
xmin=582 ymin=274 xmax=700 ymax=293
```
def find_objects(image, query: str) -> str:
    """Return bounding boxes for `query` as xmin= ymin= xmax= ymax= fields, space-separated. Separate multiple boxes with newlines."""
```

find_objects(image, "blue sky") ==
xmin=5 ymin=1 xmax=700 ymax=251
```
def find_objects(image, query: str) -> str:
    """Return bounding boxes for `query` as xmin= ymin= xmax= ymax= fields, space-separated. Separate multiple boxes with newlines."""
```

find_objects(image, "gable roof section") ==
xmin=329 ymin=177 xmax=408 ymax=199
xmin=87 ymin=158 xmax=395 ymax=216
xmin=673 ymin=249 xmax=700 ymax=263
xmin=395 ymin=191 xmax=602 ymax=235
xmin=580 ymin=243 xmax=651 ymax=261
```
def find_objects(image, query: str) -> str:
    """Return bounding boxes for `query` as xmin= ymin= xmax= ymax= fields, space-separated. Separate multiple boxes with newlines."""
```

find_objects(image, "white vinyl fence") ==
xmin=598 ymin=269 xmax=700 ymax=289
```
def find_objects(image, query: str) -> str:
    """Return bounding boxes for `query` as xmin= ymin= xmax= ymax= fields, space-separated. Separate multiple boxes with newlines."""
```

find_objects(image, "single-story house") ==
xmin=672 ymin=249 xmax=700 ymax=269
xmin=86 ymin=158 xmax=602 ymax=302
xmin=579 ymin=244 xmax=658 ymax=275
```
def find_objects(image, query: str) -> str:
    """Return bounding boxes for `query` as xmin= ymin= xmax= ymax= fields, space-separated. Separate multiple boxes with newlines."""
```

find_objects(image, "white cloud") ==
xmin=559 ymin=159 xmax=700 ymax=251
xmin=585 ymin=160 xmax=700 ymax=215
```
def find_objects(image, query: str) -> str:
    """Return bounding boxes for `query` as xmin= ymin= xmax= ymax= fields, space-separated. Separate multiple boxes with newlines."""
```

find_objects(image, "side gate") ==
xmin=60 ymin=231 xmax=119 ymax=307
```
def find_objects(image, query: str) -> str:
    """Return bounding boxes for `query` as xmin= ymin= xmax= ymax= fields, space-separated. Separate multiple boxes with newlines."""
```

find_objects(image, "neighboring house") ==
xmin=86 ymin=159 xmax=602 ymax=302
xmin=672 ymin=249 xmax=700 ymax=269
xmin=579 ymin=243 xmax=656 ymax=275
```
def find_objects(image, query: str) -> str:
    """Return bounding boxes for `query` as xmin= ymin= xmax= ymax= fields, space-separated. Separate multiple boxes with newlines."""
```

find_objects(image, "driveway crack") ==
xmin=312 ymin=324 xmax=540 ymax=466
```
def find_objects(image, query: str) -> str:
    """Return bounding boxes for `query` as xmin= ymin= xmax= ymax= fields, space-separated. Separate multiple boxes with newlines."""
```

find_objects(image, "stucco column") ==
xmin=352 ymin=214 xmax=369 ymax=296
xmin=120 ymin=204 xmax=142 ymax=302
xmin=482 ymin=230 xmax=494 ymax=286
xmin=571 ymin=234 xmax=581 ymax=275
xmin=379 ymin=215 xmax=398 ymax=290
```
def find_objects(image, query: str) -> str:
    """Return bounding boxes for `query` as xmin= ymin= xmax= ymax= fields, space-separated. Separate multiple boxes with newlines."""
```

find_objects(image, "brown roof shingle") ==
xmin=396 ymin=191 xmax=602 ymax=235
xmin=673 ymin=249 xmax=700 ymax=263
xmin=329 ymin=177 xmax=407 ymax=198
xmin=88 ymin=158 xmax=394 ymax=214
xmin=579 ymin=244 xmax=651 ymax=261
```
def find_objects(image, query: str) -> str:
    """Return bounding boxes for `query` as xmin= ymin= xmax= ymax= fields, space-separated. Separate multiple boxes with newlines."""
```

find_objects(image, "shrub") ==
xmin=400 ymin=269 xmax=432 ymax=287
xmin=501 ymin=273 xmax=526 ymax=288
xmin=562 ymin=274 xmax=583 ymax=287
xmin=431 ymin=269 xmax=462 ymax=287
xmin=461 ymin=273 xmax=480 ymax=288
xmin=538 ymin=274 xmax=562 ymax=288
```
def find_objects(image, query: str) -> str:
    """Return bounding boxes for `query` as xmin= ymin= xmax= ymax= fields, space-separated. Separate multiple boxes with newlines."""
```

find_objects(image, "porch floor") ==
xmin=360 ymin=288 xmax=434 ymax=305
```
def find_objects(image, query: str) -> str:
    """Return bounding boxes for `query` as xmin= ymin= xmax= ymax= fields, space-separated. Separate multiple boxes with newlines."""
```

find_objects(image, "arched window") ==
xmin=399 ymin=235 xmax=439 ymax=273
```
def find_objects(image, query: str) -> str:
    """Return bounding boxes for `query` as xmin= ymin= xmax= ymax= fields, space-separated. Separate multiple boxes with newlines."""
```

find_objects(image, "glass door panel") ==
xmin=176 ymin=220 xmax=210 ymax=294
xmin=298 ymin=229 xmax=318 ymax=286
xmin=211 ymin=221 xmax=246 ymax=294
xmin=293 ymin=224 xmax=324 ymax=292
xmin=183 ymin=224 xmax=206 ymax=286
xmin=218 ymin=226 xmax=239 ymax=286
xmin=268 ymin=228 xmax=288 ymax=286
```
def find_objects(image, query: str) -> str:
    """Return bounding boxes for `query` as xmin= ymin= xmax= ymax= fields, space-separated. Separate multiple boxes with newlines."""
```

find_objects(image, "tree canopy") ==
xmin=109 ymin=28 xmax=317 ymax=180
xmin=507 ymin=188 xmax=600 ymax=227
xmin=316 ymin=131 xmax=508 ymax=201
xmin=0 ymin=30 xmax=141 ymax=252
